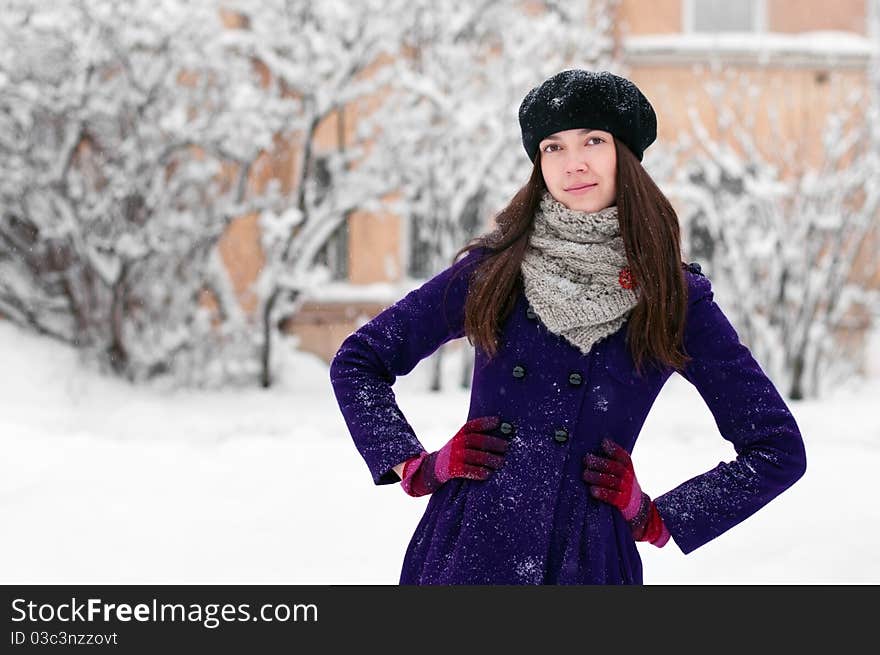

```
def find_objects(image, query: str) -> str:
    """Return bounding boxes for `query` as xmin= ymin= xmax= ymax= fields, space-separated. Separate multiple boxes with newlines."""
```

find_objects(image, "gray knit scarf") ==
xmin=520 ymin=190 xmax=639 ymax=356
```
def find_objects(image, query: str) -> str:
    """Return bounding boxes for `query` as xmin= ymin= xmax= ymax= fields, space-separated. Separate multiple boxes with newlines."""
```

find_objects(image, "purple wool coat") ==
xmin=329 ymin=247 xmax=807 ymax=584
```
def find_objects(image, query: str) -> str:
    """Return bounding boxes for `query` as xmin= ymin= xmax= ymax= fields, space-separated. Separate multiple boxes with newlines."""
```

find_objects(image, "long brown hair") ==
xmin=449 ymin=136 xmax=692 ymax=377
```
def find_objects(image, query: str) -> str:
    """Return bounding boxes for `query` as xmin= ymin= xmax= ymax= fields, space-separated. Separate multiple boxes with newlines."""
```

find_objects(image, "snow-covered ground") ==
xmin=1 ymin=319 xmax=878 ymax=585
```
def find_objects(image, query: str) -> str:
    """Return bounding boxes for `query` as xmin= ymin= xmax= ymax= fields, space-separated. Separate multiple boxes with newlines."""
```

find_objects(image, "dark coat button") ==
xmin=500 ymin=422 xmax=514 ymax=435
xmin=553 ymin=428 xmax=568 ymax=443
xmin=568 ymin=372 xmax=583 ymax=386
xmin=526 ymin=306 xmax=537 ymax=320
xmin=512 ymin=365 xmax=526 ymax=379
xmin=688 ymin=262 xmax=703 ymax=275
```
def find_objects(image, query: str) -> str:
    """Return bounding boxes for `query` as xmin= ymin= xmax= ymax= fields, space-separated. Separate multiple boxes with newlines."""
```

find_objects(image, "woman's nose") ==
xmin=566 ymin=157 xmax=588 ymax=174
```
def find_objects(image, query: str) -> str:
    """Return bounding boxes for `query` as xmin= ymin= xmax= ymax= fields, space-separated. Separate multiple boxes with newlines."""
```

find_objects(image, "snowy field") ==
xmin=1 ymin=319 xmax=878 ymax=585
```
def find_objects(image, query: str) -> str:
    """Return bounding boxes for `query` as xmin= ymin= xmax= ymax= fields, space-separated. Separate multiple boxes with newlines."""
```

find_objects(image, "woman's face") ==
xmin=539 ymin=128 xmax=617 ymax=212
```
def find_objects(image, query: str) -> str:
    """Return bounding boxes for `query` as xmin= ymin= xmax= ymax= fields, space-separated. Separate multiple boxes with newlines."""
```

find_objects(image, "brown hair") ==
xmin=449 ymin=136 xmax=692 ymax=376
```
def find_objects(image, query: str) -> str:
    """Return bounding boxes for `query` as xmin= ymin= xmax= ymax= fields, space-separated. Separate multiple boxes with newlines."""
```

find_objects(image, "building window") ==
xmin=406 ymin=189 xmax=485 ymax=280
xmin=309 ymin=153 xmax=348 ymax=281
xmin=314 ymin=218 xmax=349 ymax=282
xmin=685 ymin=0 xmax=766 ymax=33
xmin=407 ymin=212 xmax=432 ymax=279
xmin=312 ymin=154 xmax=332 ymax=207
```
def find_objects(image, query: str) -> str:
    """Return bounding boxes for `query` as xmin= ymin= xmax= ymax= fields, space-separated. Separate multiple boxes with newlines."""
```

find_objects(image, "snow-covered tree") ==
xmin=365 ymin=0 xmax=617 ymax=391
xmin=662 ymin=67 xmax=880 ymax=400
xmin=0 ymin=0 xmax=296 ymax=384
xmin=217 ymin=0 xmax=419 ymax=387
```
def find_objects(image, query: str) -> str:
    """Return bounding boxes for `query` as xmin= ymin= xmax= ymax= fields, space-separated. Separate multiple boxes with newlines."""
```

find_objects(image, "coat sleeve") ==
xmin=652 ymin=270 xmax=807 ymax=555
xmin=329 ymin=247 xmax=489 ymax=486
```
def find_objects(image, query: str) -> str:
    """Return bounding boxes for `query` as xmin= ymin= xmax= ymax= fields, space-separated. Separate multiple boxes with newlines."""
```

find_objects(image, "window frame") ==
xmin=683 ymin=0 xmax=767 ymax=34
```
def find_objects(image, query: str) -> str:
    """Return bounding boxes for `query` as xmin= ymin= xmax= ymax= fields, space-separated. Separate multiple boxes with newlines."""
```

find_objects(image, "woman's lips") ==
xmin=565 ymin=183 xmax=597 ymax=195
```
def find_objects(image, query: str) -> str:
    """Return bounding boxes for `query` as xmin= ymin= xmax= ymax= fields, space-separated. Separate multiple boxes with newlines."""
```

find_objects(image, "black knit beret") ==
xmin=518 ymin=69 xmax=657 ymax=163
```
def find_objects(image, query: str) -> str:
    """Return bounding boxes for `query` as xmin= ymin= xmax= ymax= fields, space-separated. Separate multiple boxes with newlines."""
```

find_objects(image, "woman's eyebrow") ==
xmin=541 ymin=129 xmax=598 ymax=142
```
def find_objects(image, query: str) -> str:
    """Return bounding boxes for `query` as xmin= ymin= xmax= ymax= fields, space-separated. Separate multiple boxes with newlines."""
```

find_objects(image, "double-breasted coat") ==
xmin=329 ymin=246 xmax=807 ymax=584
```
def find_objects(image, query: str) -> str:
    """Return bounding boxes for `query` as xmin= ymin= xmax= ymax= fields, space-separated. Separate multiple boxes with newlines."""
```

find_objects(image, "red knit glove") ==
xmin=582 ymin=438 xmax=670 ymax=547
xmin=400 ymin=415 xmax=507 ymax=497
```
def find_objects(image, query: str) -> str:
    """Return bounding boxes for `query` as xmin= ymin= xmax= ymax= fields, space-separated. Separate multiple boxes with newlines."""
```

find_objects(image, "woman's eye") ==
xmin=542 ymin=138 xmax=603 ymax=153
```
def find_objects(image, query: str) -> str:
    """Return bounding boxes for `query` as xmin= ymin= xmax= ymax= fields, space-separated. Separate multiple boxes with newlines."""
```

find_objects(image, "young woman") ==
xmin=329 ymin=69 xmax=807 ymax=584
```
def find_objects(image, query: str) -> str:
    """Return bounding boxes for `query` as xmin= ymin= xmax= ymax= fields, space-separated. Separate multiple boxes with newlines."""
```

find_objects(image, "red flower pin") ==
xmin=619 ymin=266 xmax=637 ymax=290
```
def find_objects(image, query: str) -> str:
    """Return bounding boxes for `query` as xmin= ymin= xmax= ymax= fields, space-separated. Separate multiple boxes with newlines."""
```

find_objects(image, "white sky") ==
xmin=0 ymin=320 xmax=877 ymax=584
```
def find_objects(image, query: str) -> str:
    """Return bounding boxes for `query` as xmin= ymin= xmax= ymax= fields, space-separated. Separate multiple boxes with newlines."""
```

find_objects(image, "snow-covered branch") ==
xmin=664 ymin=67 xmax=880 ymax=399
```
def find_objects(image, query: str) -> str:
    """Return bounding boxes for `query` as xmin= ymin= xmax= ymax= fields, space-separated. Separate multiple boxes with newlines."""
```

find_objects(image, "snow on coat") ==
xmin=329 ymin=247 xmax=807 ymax=584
